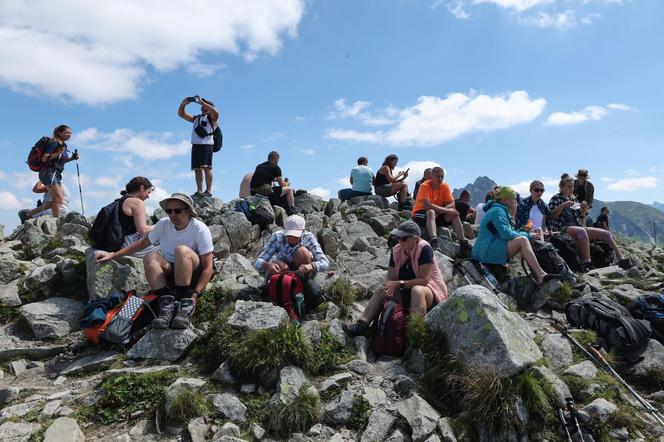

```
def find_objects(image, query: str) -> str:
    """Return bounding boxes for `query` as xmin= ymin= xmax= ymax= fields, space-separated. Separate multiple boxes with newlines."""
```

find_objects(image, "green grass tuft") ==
xmin=347 ymin=396 xmax=371 ymax=431
xmin=189 ymin=305 xmax=238 ymax=372
xmin=324 ymin=278 xmax=358 ymax=316
xmin=165 ymin=389 xmax=209 ymax=425
xmin=0 ymin=304 xmax=18 ymax=325
xmin=243 ymin=393 xmax=271 ymax=427
xmin=550 ymin=280 xmax=573 ymax=304
xmin=271 ymin=385 xmax=322 ymax=436
xmin=193 ymin=286 xmax=234 ymax=325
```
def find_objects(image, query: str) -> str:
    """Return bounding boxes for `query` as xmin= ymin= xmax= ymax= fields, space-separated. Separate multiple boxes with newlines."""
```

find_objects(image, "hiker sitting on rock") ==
xmin=593 ymin=206 xmax=610 ymax=230
xmin=18 ymin=181 xmax=70 ymax=221
xmin=374 ymin=154 xmax=410 ymax=211
xmin=413 ymin=168 xmax=431 ymax=200
xmin=549 ymin=174 xmax=630 ymax=271
xmin=253 ymin=214 xmax=329 ymax=277
xmin=473 ymin=189 xmax=496 ymax=226
xmin=411 ymin=167 xmax=472 ymax=257
xmin=250 ymin=150 xmax=301 ymax=215
xmin=454 ymin=189 xmax=475 ymax=223
xmin=112 ymin=176 xmax=161 ymax=258
xmin=96 ymin=193 xmax=214 ymax=329
xmin=516 ymin=180 xmax=551 ymax=241
xmin=345 ymin=221 xmax=448 ymax=337
xmin=472 ymin=186 xmax=551 ymax=285
xmin=337 ymin=156 xmax=374 ymax=202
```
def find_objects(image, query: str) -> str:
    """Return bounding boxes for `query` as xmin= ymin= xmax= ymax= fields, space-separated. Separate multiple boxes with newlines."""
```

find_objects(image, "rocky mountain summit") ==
xmin=1 ymin=192 xmax=664 ymax=441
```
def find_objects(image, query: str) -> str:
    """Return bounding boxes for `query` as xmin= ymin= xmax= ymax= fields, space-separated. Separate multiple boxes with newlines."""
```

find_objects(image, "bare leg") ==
xmin=50 ymin=185 xmax=63 ymax=218
xmin=203 ymin=167 xmax=213 ymax=193
xmin=239 ymin=173 xmax=253 ymax=198
xmin=410 ymin=285 xmax=433 ymax=316
xmin=508 ymin=236 xmax=546 ymax=284
xmin=359 ymin=285 xmax=389 ymax=325
xmin=173 ymin=245 xmax=200 ymax=286
xmin=194 ymin=169 xmax=203 ymax=193
xmin=586 ymin=227 xmax=623 ymax=260
xmin=566 ymin=226 xmax=591 ymax=262
xmin=426 ymin=209 xmax=437 ymax=239
xmin=399 ymin=184 xmax=408 ymax=203
xmin=24 ymin=200 xmax=54 ymax=218
xmin=282 ymin=187 xmax=295 ymax=207
xmin=444 ymin=211 xmax=466 ymax=241
xmin=143 ymin=252 xmax=170 ymax=290
xmin=292 ymin=247 xmax=313 ymax=268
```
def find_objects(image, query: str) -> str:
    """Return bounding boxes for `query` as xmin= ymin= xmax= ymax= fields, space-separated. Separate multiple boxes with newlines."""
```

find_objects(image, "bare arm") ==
xmin=276 ymin=176 xmax=289 ymax=187
xmin=194 ymin=252 xmax=214 ymax=294
xmin=178 ymin=99 xmax=195 ymax=122
xmin=201 ymin=100 xmax=219 ymax=124
xmin=95 ymin=237 xmax=152 ymax=263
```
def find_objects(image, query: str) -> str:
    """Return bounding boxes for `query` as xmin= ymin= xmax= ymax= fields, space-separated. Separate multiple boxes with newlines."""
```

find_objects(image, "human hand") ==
xmin=446 ymin=208 xmax=460 ymax=217
xmin=298 ymin=263 xmax=313 ymax=276
xmin=71 ymin=151 xmax=79 ymax=160
xmin=562 ymin=200 xmax=575 ymax=208
xmin=264 ymin=262 xmax=281 ymax=275
xmin=95 ymin=251 xmax=114 ymax=263
xmin=383 ymin=280 xmax=400 ymax=297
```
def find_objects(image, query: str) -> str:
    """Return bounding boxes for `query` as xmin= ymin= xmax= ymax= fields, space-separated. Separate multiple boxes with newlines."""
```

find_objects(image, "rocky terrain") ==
xmin=1 ymin=192 xmax=664 ymax=442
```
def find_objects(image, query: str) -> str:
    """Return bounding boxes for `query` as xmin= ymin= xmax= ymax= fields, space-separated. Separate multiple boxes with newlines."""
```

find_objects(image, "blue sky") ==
xmin=1 ymin=0 xmax=662 ymax=235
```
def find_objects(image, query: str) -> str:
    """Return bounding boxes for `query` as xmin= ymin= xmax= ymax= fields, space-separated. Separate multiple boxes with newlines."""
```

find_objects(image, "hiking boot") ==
xmin=203 ymin=191 xmax=212 ymax=197
xmin=171 ymin=298 xmax=196 ymax=329
xmin=618 ymin=258 xmax=632 ymax=270
xmin=343 ymin=320 xmax=369 ymax=338
xmin=429 ymin=236 xmax=440 ymax=251
xmin=17 ymin=210 xmax=29 ymax=224
xmin=582 ymin=261 xmax=596 ymax=273
xmin=152 ymin=295 xmax=175 ymax=329
xmin=458 ymin=240 xmax=472 ymax=259
xmin=191 ymin=191 xmax=204 ymax=198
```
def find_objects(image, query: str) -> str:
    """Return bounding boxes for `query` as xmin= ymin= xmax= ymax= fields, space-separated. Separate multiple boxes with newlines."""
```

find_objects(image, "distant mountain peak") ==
xmin=452 ymin=176 xmax=497 ymax=204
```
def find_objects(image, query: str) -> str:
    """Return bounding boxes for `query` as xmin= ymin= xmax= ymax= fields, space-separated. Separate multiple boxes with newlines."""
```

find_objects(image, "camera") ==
xmin=186 ymin=95 xmax=201 ymax=104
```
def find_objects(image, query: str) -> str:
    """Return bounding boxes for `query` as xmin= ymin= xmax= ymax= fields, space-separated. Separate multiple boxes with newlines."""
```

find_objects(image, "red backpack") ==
xmin=370 ymin=299 xmax=408 ymax=357
xmin=268 ymin=271 xmax=306 ymax=321
xmin=27 ymin=136 xmax=51 ymax=172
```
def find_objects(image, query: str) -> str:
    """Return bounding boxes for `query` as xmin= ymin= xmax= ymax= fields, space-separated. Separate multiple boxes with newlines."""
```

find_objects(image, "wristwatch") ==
xmin=399 ymin=281 xmax=405 ymax=291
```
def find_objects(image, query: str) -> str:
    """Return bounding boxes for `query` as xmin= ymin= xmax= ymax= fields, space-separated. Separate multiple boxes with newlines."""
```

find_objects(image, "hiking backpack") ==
xmin=89 ymin=197 xmax=125 ymax=252
xmin=81 ymin=290 xmax=158 ymax=350
xmin=194 ymin=115 xmax=223 ymax=152
xmin=26 ymin=136 xmax=51 ymax=172
xmin=565 ymin=297 xmax=651 ymax=355
xmin=549 ymin=233 xmax=583 ymax=273
xmin=630 ymin=294 xmax=664 ymax=342
xmin=528 ymin=239 xmax=575 ymax=282
xmin=268 ymin=271 xmax=306 ymax=321
xmin=369 ymin=299 xmax=407 ymax=357
xmin=590 ymin=240 xmax=614 ymax=268
xmin=235 ymin=200 xmax=274 ymax=231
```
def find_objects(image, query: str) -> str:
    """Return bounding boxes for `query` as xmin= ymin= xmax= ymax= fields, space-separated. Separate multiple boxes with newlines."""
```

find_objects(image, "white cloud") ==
xmin=295 ymin=148 xmax=315 ymax=156
xmin=72 ymin=128 xmax=190 ymax=161
xmin=0 ymin=0 xmax=306 ymax=105
xmin=294 ymin=116 xmax=306 ymax=121
xmin=0 ymin=191 xmax=31 ymax=209
xmin=329 ymin=99 xmax=397 ymax=126
xmin=545 ymin=102 xmax=632 ymax=126
xmin=337 ymin=177 xmax=351 ymax=187
xmin=473 ymin=0 xmax=554 ymax=13
xmin=395 ymin=160 xmax=443 ymax=192
xmin=326 ymin=91 xmax=546 ymax=147
xmin=95 ymin=175 xmax=122 ymax=188
xmin=650 ymin=165 xmax=664 ymax=174
xmin=600 ymin=176 xmax=616 ymax=183
xmin=624 ymin=169 xmax=640 ymax=177
xmin=0 ymin=171 xmax=42 ymax=190
xmin=144 ymin=186 xmax=172 ymax=216
xmin=518 ymin=10 xmax=593 ymax=30
xmin=607 ymin=177 xmax=658 ymax=191
xmin=309 ymin=187 xmax=330 ymax=200
xmin=186 ymin=62 xmax=227 ymax=78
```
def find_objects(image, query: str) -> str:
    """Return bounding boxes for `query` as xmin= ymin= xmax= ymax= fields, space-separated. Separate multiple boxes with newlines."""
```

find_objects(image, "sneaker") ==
xmin=152 ymin=295 xmax=175 ymax=329
xmin=617 ymin=258 xmax=632 ymax=271
xmin=203 ymin=191 xmax=212 ymax=197
xmin=191 ymin=191 xmax=204 ymax=198
xmin=458 ymin=240 xmax=472 ymax=259
xmin=17 ymin=210 xmax=29 ymax=224
xmin=171 ymin=298 xmax=196 ymax=329
xmin=343 ymin=320 xmax=369 ymax=338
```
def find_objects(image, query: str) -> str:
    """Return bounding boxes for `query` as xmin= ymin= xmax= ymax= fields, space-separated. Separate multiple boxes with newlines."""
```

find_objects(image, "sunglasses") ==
xmin=165 ymin=207 xmax=188 ymax=214
xmin=533 ymin=188 xmax=545 ymax=193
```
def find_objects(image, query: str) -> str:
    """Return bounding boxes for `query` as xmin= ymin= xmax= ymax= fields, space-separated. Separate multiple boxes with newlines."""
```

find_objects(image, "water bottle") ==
xmin=295 ymin=292 xmax=305 ymax=318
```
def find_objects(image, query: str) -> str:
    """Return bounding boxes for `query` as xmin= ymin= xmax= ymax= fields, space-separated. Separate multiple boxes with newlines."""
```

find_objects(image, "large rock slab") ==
xmin=624 ymin=339 xmax=664 ymax=383
xmin=0 ymin=422 xmax=41 ymax=440
xmin=127 ymin=328 xmax=198 ymax=361
xmin=21 ymin=264 xmax=58 ymax=299
xmin=19 ymin=297 xmax=84 ymax=339
xmin=20 ymin=224 xmax=50 ymax=259
xmin=541 ymin=334 xmax=573 ymax=371
xmin=218 ymin=211 xmax=254 ymax=252
xmin=0 ymin=281 xmax=21 ymax=307
xmin=43 ymin=417 xmax=85 ymax=442
xmin=60 ymin=351 xmax=121 ymax=375
xmin=361 ymin=409 xmax=396 ymax=442
xmin=227 ymin=300 xmax=289 ymax=332
xmin=217 ymin=254 xmax=262 ymax=289
xmin=295 ymin=193 xmax=326 ymax=213
xmin=0 ymin=254 xmax=28 ymax=285
xmin=425 ymin=285 xmax=542 ymax=376
xmin=348 ymin=195 xmax=390 ymax=209
xmin=324 ymin=388 xmax=357 ymax=426
xmin=397 ymin=393 xmax=441 ymax=442
xmin=85 ymin=247 xmax=149 ymax=299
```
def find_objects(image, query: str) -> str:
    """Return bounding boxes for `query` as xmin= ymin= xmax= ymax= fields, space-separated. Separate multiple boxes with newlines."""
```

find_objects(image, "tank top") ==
xmin=119 ymin=195 xmax=137 ymax=236
xmin=374 ymin=171 xmax=390 ymax=187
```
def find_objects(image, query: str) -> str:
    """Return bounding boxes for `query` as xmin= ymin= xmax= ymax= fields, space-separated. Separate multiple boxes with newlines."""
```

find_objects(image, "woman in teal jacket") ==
xmin=471 ymin=187 xmax=549 ymax=285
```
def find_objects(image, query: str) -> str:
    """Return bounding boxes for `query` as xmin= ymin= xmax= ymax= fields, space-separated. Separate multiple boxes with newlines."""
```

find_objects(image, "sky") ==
xmin=1 ymin=0 xmax=663 ymax=236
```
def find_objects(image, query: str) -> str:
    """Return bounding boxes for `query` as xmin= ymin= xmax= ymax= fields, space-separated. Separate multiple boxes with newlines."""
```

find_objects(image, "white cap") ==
xmin=284 ymin=215 xmax=305 ymax=237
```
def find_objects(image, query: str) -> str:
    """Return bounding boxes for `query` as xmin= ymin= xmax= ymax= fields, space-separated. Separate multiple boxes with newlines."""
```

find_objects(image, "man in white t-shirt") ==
xmin=96 ymin=193 xmax=214 ymax=329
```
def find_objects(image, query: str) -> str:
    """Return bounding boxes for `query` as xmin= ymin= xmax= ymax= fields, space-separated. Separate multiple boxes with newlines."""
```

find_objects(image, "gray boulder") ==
xmin=435 ymin=251 xmax=455 ymax=282
xmin=343 ymin=221 xmax=378 ymax=245
xmin=21 ymin=263 xmax=58 ymax=299
xmin=530 ymin=366 xmax=572 ymax=407
xmin=269 ymin=366 xmax=318 ymax=431
xmin=58 ymin=222 xmax=89 ymax=239
xmin=624 ymin=339 xmax=664 ymax=383
xmin=326 ymin=198 xmax=341 ymax=216
xmin=59 ymin=212 xmax=92 ymax=229
xmin=397 ymin=393 xmax=441 ymax=442
xmin=319 ymin=228 xmax=343 ymax=259
xmin=217 ymin=254 xmax=262 ymax=289
xmin=21 ymin=224 xmax=50 ymax=259
xmin=209 ymin=224 xmax=231 ymax=258
xmin=361 ymin=410 xmax=396 ymax=442
xmin=19 ymin=297 xmax=84 ymax=339
xmin=227 ymin=300 xmax=289 ymax=332
xmin=127 ymin=328 xmax=199 ymax=361
xmin=425 ymin=285 xmax=542 ymax=376
xmin=210 ymin=392 xmax=247 ymax=422
xmin=541 ymin=334 xmax=573 ymax=371
xmin=218 ymin=211 xmax=254 ymax=252
xmin=348 ymin=195 xmax=390 ymax=209
xmin=0 ymin=254 xmax=27 ymax=285
xmin=85 ymin=247 xmax=149 ymax=299
xmin=581 ymin=398 xmax=617 ymax=423
xmin=43 ymin=417 xmax=85 ymax=442
xmin=563 ymin=361 xmax=598 ymax=380
xmin=60 ymin=351 xmax=121 ymax=375
xmin=0 ymin=281 xmax=21 ymax=307
xmin=164 ymin=377 xmax=207 ymax=420
xmin=0 ymin=422 xmax=41 ymax=440
xmin=324 ymin=388 xmax=356 ymax=426
xmin=295 ymin=193 xmax=325 ymax=213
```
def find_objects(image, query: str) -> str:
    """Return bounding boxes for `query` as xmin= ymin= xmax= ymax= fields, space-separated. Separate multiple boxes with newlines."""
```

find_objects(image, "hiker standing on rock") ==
xmin=178 ymin=96 xmax=219 ymax=198
xmin=20 ymin=125 xmax=78 ymax=222
xmin=96 ymin=193 xmax=214 ymax=329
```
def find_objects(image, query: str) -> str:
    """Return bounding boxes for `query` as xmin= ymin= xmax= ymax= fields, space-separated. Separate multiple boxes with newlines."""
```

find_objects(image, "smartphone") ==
xmin=571 ymin=203 xmax=581 ymax=210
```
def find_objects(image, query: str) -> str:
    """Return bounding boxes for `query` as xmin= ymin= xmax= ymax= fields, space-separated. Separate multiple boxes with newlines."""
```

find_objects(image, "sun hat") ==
xmin=389 ymin=220 xmax=421 ymax=238
xmin=284 ymin=215 xmax=306 ymax=237
xmin=494 ymin=186 xmax=517 ymax=200
xmin=159 ymin=192 xmax=199 ymax=218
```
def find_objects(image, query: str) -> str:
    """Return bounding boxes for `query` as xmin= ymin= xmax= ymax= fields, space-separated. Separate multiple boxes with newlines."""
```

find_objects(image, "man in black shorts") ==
xmin=250 ymin=151 xmax=300 ymax=215
xmin=178 ymin=96 xmax=219 ymax=197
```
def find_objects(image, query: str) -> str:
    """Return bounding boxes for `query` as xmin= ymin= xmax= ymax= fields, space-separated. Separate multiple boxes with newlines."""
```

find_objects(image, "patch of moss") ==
xmin=348 ymin=396 xmax=371 ymax=431
xmin=75 ymin=370 xmax=176 ymax=425
xmin=272 ymin=385 xmax=321 ymax=436
xmin=0 ymin=304 xmax=18 ymax=325
xmin=324 ymin=278 xmax=357 ymax=317
xmin=550 ymin=280 xmax=573 ymax=305
xmin=307 ymin=328 xmax=356 ymax=375
xmin=165 ymin=389 xmax=209 ymax=425
xmin=193 ymin=286 xmax=234 ymax=325
xmin=242 ymin=393 xmax=271 ymax=427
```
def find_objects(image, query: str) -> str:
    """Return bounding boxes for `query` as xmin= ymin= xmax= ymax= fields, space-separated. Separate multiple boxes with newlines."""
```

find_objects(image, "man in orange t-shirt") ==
xmin=412 ymin=166 xmax=471 ymax=257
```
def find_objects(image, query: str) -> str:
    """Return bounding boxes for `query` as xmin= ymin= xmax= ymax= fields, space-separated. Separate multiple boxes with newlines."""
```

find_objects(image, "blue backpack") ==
xmin=631 ymin=294 xmax=664 ymax=343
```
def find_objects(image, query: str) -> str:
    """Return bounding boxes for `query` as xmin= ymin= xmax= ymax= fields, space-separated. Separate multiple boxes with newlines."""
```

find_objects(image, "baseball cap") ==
xmin=284 ymin=215 xmax=306 ymax=237
xmin=389 ymin=220 xmax=421 ymax=238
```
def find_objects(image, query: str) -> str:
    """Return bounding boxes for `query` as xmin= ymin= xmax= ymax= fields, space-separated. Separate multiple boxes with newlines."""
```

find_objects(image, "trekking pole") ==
xmin=565 ymin=398 xmax=585 ymax=442
xmin=553 ymin=322 xmax=602 ymax=364
xmin=74 ymin=149 xmax=85 ymax=215
xmin=587 ymin=345 xmax=664 ymax=427
xmin=556 ymin=408 xmax=573 ymax=442
xmin=453 ymin=261 xmax=473 ymax=286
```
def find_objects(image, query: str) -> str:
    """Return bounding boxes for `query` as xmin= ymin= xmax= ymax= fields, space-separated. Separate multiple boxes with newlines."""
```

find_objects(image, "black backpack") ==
xmin=630 ymin=294 xmax=664 ymax=343
xmin=194 ymin=115 xmax=223 ymax=152
xmin=549 ymin=233 xmax=583 ymax=272
xmin=90 ymin=197 xmax=125 ymax=252
xmin=566 ymin=297 xmax=651 ymax=356
xmin=249 ymin=206 xmax=274 ymax=231
xmin=590 ymin=240 xmax=614 ymax=268
xmin=528 ymin=239 xmax=575 ymax=281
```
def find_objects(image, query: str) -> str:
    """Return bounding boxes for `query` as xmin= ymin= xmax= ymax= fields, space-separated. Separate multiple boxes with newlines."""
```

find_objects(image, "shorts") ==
xmin=38 ymin=168 xmax=62 ymax=186
xmin=191 ymin=144 xmax=213 ymax=169
xmin=375 ymin=184 xmax=394 ymax=197
xmin=338 ymin=188 xmax=371 ymax=201
xmin=252 ymin=186 xmax=288 ymax=208
xmin=166 ymin=262 xmax=202 ymax=289
xmin=413 ymin=210 xmax=451 ymax=228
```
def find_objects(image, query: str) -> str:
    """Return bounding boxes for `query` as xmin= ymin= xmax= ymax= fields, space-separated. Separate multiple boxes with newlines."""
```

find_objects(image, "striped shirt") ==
xmin=253 ymin=231 xmax=329 ymax=273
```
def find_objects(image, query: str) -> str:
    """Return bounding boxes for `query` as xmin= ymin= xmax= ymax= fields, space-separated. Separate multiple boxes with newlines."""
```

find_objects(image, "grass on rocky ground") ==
xmin=164 ymin=389 xmax=209 ymax=426
xmin=585 ymin=403 xmax=647 ymax=442
xmin=192 ymin=286 xmax=235 ymax=325
xmin=270 ymin=385 xmax=322 ymax=436
xmin=75 ymin=370 xmax=176 ymax=425
xmin=347 ymin=396 xmax=371 ymax=431
xmin=324 ymin=278 xmax=358 ymax=317
xmin=242 ymin=393 xmax=271 ymax=428
xmin=549 ymin=280 xmax=573 ymax=305
xmin=0 ymin=304 xmax=18 ymax=325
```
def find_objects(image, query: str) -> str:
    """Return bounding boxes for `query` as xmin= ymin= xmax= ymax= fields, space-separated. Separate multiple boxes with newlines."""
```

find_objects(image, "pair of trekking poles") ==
xmin=554 ymin=321 xmax=664 ymax=429
xmin=50 ymin=148 xmax=85 ymax=215
xmin=556 ymin=397 xmax=585 ymax=442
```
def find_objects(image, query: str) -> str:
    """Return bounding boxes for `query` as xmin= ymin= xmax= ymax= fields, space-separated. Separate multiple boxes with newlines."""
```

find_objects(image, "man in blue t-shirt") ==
xmin=337 ymin=156 xmax=375 ymax=202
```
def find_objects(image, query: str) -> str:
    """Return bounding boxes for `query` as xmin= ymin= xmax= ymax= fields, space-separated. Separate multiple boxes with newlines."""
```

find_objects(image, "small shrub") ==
xmin=347 ymin=396 xmax=371 ymax=431
xmin=272 ymin=385 xmax=321 ymax=436
xmin=243 ymin=393 xmax=271 ymax=427
xmin=307 ymin=328 xmax=356 ymax=375
xmin=514 ymin=370 xmax=557 ymax=422
xmin=194 ymin=286 xmax=234 ymax=324
xmin=325 ymin=278 xmax=357 ymax=316
xmin=190 ymin=305 xmax=238 ymax=371
xmin=406 ymin=314 xmax=429 ymax=351
xmin=165 ymin=389 xmax=209 ymax=425
xmin=0 ymin=304 xmax=17 ymax=325
xmin=550 ymin=280 xmax=573 ymax=304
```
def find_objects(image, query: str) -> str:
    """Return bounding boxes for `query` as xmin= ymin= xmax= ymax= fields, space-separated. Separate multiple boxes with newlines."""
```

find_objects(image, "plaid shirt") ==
xmin=516 ymin=196 xmax=552 ymax=230
xmin=548 ymin=193 xmax=581 ymax=231
xmin=253 ymin=230 xmax=329 ymax=273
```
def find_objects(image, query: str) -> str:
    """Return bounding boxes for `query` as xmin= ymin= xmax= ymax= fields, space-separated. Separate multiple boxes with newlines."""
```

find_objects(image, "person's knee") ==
xmin=174 ymin=245 xmax=195 ymax=260
xmin=515 ymin=236 xmax=529 ymax=247
xmin=426 ymin=209 xmax=436 ymax=219
xmin=293 ymin=246 xmax=313 ymax=264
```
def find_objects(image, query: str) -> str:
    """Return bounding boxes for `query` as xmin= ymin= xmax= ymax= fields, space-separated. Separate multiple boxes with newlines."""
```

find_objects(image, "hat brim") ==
xmin=284 ymin=228 xmax=304 ymax=237
xmin=159 ymin=197 xmax=199 ymax=218
xmin=389 ymin=228 xmax=411 ymax=238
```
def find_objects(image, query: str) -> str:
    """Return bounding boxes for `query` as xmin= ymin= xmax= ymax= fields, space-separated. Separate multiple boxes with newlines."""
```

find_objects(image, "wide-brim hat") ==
xmin=389 ymin=220 xmax=421 ymax=238
xmin=159 ymin=192 xmax=199 ymax=218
